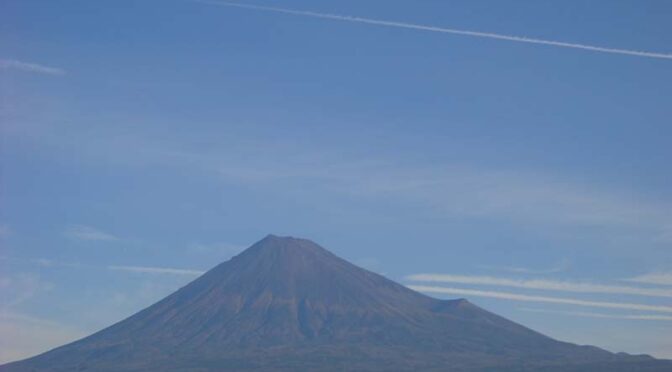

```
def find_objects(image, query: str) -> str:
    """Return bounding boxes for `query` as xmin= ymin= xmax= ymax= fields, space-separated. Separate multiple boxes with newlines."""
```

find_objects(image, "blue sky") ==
xmin=1 ymin=0 xmax=672 ymax=362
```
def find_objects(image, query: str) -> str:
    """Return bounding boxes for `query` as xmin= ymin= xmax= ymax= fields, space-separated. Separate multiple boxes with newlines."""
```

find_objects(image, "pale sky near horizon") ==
xmin=1 ymin=0 xmax=671 ymax=363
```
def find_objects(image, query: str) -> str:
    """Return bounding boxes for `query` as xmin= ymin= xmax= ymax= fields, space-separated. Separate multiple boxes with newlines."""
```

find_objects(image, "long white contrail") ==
xmin=195 ymin=0 xmax=672 ymax=60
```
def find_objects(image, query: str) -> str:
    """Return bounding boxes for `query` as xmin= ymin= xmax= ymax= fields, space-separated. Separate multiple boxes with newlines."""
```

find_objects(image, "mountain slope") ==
xmin=2 ymin=235 xmax=670 ymax=371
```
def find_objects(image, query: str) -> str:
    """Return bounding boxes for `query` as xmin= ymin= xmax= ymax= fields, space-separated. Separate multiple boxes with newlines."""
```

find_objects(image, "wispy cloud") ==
xmin=0 ymin=273 xmax=55 ymax=310
xmin=33 ymin=259 xmax=84 ymax=269
xmin=406 ymin=274 xmax=672 ymax=298
xmin=211 ymin=157 xmax=672 ymax=238
xmin=17 ymin=126 xmax=672 ymax=240
xmin=480 ymin=260 xmax=570 ymax=275
xmin=64 ymin=225 xmax=118 ymax=241
xmin=108 ymin=265 xmax=205 ymax=276
xmin=0 ymin=59 xmax=66 ymax=76
xmin=624 ymin=272 xmax=672 ymax=286
xmin=408 ymin=285 xmax=672 ymax=313
xmin=355 ymin=167 xmax=672 ymax=235
xmin=162 ymin=139 xmax=670 ymax=238
xmin=196 ymin=1 xmax=672 ymax=60
xmin=1 ymin=257 xmax=204 ymax=276
xmin=519 ymin=307 xmax=672 ymax=321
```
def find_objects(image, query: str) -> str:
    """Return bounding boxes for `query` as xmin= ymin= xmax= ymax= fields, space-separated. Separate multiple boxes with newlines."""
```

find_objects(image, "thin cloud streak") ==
xmin=409 ymin=285 xmax=672 ymax=314
xmin=625 ymin=272 xmax=672 ymax=286
xmin=0 ymin=273 xmax=54 ymax=310
xmin=519 ymin=308 xmax=672 ymax=321
xmin=480 ymin=260 xmax=569 ymax=274
xmin=64 ymin=225 xmax=118 ymax=242
xmin=108 ymin=265 xmax=205 ymax=276
xmin=196 ymin=1 xmax=672 ymax=60
xmin=1 ymin=256 xmax=205 ymax=276
xmin=407 ymin=274 xmax=672 ymax=298
xmin=0 ymin=59 xmax=65 ymax=75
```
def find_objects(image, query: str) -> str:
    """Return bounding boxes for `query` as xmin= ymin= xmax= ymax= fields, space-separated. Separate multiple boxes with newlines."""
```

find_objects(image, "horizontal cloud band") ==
xmin=407 ymin=274 xmax=672 ymax=298
xmin=409 ymin=285 xmax=672 ymax=314
xmin=625 ymin=272 xmax=672 ymax=286
xmin=519 ymin=308 xmax=672 ymax=321
xmin=108 ymin=265 xmax=205 ymax=276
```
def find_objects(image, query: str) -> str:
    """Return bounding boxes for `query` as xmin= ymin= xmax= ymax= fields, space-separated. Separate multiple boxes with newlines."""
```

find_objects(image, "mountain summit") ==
xmin=2 ymin=235 xmax=669 ymax=371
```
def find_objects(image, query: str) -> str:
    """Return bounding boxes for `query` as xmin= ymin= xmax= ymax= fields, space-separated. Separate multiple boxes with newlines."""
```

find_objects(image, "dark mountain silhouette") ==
xmin=2 ymin=235 xmax=670 ymax=371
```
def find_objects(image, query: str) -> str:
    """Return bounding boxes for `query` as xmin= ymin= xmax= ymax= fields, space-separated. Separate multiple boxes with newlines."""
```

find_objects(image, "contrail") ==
xmin=0 ymin=59 xmax=66 ymax=75
xmin=195 ymin=0 xmax=672 ymax=60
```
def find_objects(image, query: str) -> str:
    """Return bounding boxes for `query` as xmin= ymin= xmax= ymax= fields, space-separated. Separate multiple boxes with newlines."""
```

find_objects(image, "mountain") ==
xmin=2 ymin=235 xmax=670 ymax=371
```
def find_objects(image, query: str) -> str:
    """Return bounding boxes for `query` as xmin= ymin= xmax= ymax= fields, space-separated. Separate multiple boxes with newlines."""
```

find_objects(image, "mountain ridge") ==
xmin=2 ymin=234 xmax=670 ymax=371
